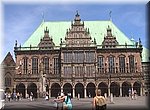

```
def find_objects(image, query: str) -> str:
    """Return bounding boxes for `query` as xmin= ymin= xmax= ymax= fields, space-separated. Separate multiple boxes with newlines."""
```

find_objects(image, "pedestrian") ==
xmin=45 ymin=92 xmax=49 ymax=101
xmin=17 ymin=92 xmax=20 ymax=101
xmin=7 ymin=93 xmax=11 ymax=102
xmin=93 ymin=89 xmax=107 ymax=110
xmin=54 ymin=92 xmax=72 ymax=110
xmin=133 ymin=90 xmax=137 ymax=100
xmin=30 ymin=92 xmax=33 ymax=101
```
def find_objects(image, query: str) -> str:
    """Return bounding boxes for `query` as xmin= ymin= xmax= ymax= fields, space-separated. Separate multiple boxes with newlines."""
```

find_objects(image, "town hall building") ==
xmin=1 ymin=12 xmax=148 ymax=98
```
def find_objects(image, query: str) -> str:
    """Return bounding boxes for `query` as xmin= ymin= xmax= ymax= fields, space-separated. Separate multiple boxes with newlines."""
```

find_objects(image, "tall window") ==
xmin=108 ymin=56 xmax=115 ymax=73
xmin=74 ymin=51 xmax=84 ymax=63
xmin=86 ymin=66 xmax=95 ymax=77
xmin=43 ymin=57 xmax=49 ymax=74
xmin=23 ymin=57 xmax=28 ymax=74
xmin=129 ymin=55 xmax=135 ymax=72
xmin=64 ymin=66 xmax=72 ymax=77
xmin=63 ymin=52 xmax=72 ymax=63
xmin=97 ymin=56 xmax=104 ymax=73
xmin=54 ymin=58 xmax=59 ymax=74
xmin=32 ymin=57 xmax=38 ymax=74
xmin=85 ymin=51 xmax=95 ymax=62
xmin=119 ymin=56 xmax=125 ymax=73
xmin=75 ymin=66 xmax=84 ymax=77
xmin=5 ymin=75 xmax=11 ymax=86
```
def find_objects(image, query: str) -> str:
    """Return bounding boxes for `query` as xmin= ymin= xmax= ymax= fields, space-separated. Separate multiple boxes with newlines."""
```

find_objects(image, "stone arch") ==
xmin=27 ymin=83 xmax=37 ymax=98
xmin=16 ymin=83 xmax=25 ymax=98
xmin=133 ymin=81 xmax=141 ymax=96
xmin=63 ymin=83 xmax=73 ymax=98
xmin=98 ymin=82 xmax=108 ymax=96
xmin=110 ymin=82 xmax=120 ymax=97
xmin=75 ymin=83 xmax=84 ymax=98
xmin=86 ymin=82 xmax=96 ymax=98
xmin=51 ymin=83 xmax=61 ymax=98
xmin=122 ymin=81 xmax=131 ymax=97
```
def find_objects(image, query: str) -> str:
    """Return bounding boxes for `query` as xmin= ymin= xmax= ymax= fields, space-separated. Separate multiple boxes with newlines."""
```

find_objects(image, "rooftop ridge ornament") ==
xmin=42 ymin=12 xmax=45 ymax=22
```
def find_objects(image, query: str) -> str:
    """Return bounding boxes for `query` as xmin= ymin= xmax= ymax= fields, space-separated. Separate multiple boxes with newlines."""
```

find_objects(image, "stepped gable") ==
xmin=1 ymin=52 xmax=15 ymax=66
xmin=64 ymin=11 xmax=94 ymax=47
xmin=38 ymin=27 xmax=55 ymax=50
xmin=102 ymin=25 xmax=119 ymax=48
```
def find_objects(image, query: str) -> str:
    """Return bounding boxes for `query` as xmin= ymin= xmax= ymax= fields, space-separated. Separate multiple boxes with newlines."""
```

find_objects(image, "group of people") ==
xmin=54 ymin=89 xmax=107 ymax=110
xmin=4 ymin=92 xmax=22 ymax=102
xmin=129 ymin=89 xmax=137 ymax=100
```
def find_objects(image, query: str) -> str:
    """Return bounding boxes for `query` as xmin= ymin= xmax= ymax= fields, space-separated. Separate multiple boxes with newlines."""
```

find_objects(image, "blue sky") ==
xmin=1 ymin=2 xmax=147 ymax=62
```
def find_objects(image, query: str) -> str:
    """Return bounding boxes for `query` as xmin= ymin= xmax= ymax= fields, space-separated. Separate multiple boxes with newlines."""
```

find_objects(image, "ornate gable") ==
xmin=1 ymin=52 xmax=16 ymax=66
xmin=38 ymin=27 xmax=55 ymax=50
xmin=64 ymin=11 xmax=94 ymax=47
xmin=102 ymin=25 xmax=119 ymax=48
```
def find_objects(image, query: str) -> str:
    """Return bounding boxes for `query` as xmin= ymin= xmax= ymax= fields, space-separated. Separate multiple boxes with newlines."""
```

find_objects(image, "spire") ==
xmin=74 ymin=10 xmax=81 ymax=21
xmin=44 ymin=27 xmax=49 ymax=34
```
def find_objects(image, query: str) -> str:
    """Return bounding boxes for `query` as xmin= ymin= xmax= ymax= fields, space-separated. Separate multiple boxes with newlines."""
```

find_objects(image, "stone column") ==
xmin=108 ymin=85 xmax=110 ymax=97
xmin=84 ymin=87 xmax=87 ymax=98
xmin=140 ymin=84 xmax=143 ymax=96
xmin=120 ymin=84 xmax=122 ymax=97
xmin=61 ymin=87 xmax=63 ymax=93
xmin=49 ymin=88 xmax=51 ymax=98
xmin=73 ymin=87 xmax=75 ymax=98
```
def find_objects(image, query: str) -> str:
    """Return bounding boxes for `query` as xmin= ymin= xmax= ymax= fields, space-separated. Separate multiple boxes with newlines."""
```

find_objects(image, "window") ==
xmin=63 ymin=52 xmax=72 ymax=63
xmin=32 ymin=57 xmax=38 ymax=74
xmin=74 ymin=51 xmax=84 ymax=63
xmin=85 ymin=51 xmax=95 ymax=62
xmin=119 ymin=56 xmax=125 ymax=73
xmin=43 ymin=57 xmax=49 ymax=74
xmin=75 ymin=66 xmax=84 ymax=77
xmin=129 ymin=55 xmax=135 ymax=72
xmin=54 ymin=58 xmax=59 ymax=74
xmin=23 ymin=57 xmax=28 ymax=74
xmin=86 ymin=66 xmax=95 ymax=77
xmin=97 ymin=56 xmax=104 ymax=73
xmin=5 ymin=76 xmax=11 ymax=86
xmin=108 ymin=56 xmax=115 ymax=73
xmin=64 ymin=66 xmax=72 ymax=77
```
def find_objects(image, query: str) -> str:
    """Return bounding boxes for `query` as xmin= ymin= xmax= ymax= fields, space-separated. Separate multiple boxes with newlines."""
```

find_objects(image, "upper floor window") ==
xmin=43 ymin=57 xmax=49 ymax=74
xmin=32 ymin=57 xmax=38 ymax=74
xmin=23 ymin=57 xmax=28 ymax=74
xmin=86 ymin=66 xmax=95 ymax=77
xmin=63 ymin=52 xmax=72 ymax=63
xmin=74 ymin=51 xmax=84 ymax=63
xmin=97 ymin=56 xmax=104 ymax=73
xmin=64 ymin=66 xmax=72 ymax=77
xmin=129 ymin=55 xmax=135 ymax=72
xmin=85 ymin=51 xmax=95 ymax=62
xmin=108 ymin=56 xmax=115 ymax=73
xmin=54 ymin=57 xmax=59 ymax=74
xmin=75 ymin=66 xmax=84 ymax=77
xmin=119 ymin=56 xmax=125 ymax=73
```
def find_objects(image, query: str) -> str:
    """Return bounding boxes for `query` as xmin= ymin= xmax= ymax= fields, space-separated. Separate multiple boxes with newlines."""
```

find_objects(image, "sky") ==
xmin=0 ymin=0 xmax=148 ymax=63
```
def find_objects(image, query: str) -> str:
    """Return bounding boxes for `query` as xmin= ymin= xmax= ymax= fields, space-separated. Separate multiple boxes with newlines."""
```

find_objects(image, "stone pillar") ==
xmin=108 ymin=85 xmax=111 ymax=97
xmin=120 ymin=84 xmax=122 ymax=97
xmin=140 ymin=85 xmax=143 ymax=96
xmin=61 ymin=87 xmax=63 ymax=93
xmin=49 ymin=88 xmax=51 ymax=98
xmin=73 ymin=87 xmax=75 ymax=98
xmin=84 ymin=87 xmax=87 ymax=98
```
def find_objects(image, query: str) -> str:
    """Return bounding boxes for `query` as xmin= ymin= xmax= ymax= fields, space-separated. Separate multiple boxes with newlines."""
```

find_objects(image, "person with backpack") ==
xmin=93 ymin=89 xmax=107 ymax=110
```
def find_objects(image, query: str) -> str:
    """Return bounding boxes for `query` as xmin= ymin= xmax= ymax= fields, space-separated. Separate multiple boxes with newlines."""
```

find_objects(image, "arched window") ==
xmin=5 ymin=75 xmax=11 ymax=86
xmin=119 ymin=56 xmax=125 ymax=73
xmin=108 ymin=56 xmax=115 ymax=73
xmin=32 ymin=57 xmax=38 ymax=74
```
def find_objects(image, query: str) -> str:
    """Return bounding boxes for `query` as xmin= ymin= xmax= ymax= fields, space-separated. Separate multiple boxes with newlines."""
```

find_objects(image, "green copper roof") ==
xmin=22 ymin=20 xmax=149 ymax=62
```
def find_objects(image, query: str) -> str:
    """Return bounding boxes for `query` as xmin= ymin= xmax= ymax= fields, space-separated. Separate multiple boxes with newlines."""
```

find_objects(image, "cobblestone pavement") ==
xmin=3 ymin=96 xmax=149 ymax=110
